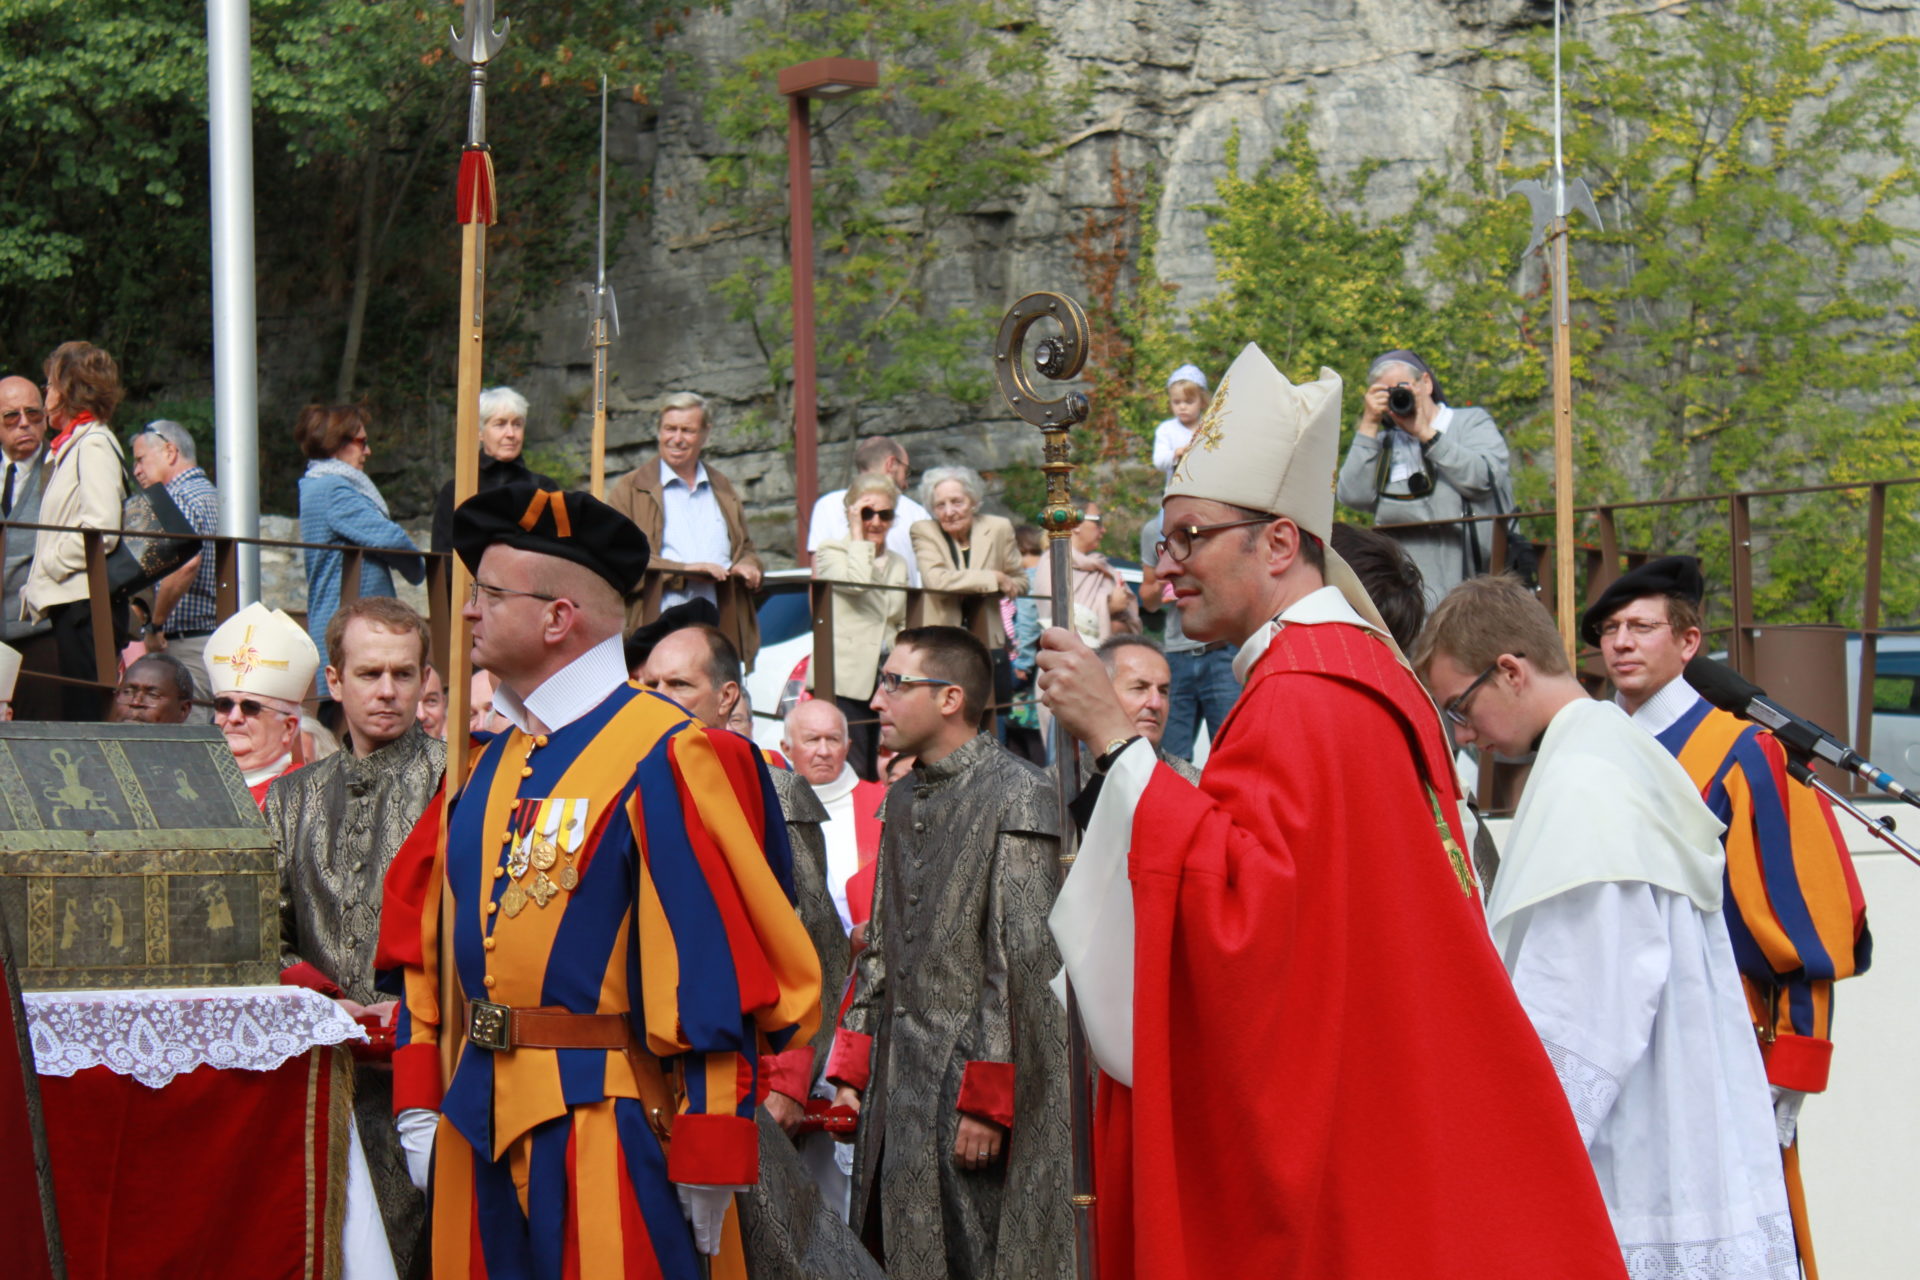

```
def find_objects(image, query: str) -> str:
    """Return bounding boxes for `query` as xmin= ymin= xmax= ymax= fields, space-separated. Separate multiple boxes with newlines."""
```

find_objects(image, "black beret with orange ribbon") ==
xmin=452 ymin=482 xmax=651 ymax=598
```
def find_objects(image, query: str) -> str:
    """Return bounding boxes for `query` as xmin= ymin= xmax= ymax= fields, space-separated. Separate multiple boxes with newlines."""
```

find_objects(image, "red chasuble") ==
xmin=1098 ymin=622 xmax=1623 ymax=1279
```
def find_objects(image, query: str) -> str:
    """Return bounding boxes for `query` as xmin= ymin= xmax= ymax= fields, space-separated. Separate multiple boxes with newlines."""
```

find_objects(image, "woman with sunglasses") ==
xmin=295 ymin=403 xmax=424 ymax=687
xmin=813 ymin=472 xmax=910 ymax=781
xmin=21 ymin=341 xmax=131 ymax=719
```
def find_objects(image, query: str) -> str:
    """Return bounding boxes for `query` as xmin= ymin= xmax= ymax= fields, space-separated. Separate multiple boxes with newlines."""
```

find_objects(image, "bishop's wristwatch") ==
xmin=1093 ymin=735 xmax=1142 ymax=775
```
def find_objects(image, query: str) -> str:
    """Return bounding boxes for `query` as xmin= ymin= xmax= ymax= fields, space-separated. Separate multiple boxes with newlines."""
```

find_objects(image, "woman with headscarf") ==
xmin=812 ymin=472 xmax=911 ymax=780
xmin=295 ymin=404 xmax=424 ymax=669
xmin=23 ymin=341 xmax=130 ymax=719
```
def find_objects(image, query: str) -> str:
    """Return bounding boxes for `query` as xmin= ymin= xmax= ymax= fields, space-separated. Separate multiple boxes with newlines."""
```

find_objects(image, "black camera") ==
xmin=1386 ymin=385 xmax=1417 ymax=417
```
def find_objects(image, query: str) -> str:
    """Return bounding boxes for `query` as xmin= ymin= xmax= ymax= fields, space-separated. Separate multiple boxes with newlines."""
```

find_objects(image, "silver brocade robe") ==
xmin=264 ymin=722 xmax=443 ymax=1278
xmin=739 ymin=768 xmax=886 ymax=1280
xmin=844 ymin=732 xmax=1072 ymax=1280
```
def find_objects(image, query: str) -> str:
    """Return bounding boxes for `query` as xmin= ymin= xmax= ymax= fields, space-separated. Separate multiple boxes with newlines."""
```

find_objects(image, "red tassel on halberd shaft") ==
xmin=457 ymin=147 xmax=497 ymax=226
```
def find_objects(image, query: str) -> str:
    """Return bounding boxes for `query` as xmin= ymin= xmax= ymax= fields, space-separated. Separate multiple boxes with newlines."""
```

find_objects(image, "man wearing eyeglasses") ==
xmin=828 ymin=625 xmax=1071 ymax=1280
xmin=387 ymin=483 xmax=820 ymax=1278
xmin=1 ymin=375 xmax=50 ymax=629
xmin=1584 ymin=556 xmax=1868 ymax=1273
xmin=201 ymin=602 xmax=319 ymax=805
xmin=1038 ymin=344 xmax=1622 ymax=1280
xmin=1032 ymin=502 xmax=1138 ymax=642
xmin=106 ymin=652 xmax=195 ymax=724
xmin=1417 ymin=574 xmax=1791 ymax=1275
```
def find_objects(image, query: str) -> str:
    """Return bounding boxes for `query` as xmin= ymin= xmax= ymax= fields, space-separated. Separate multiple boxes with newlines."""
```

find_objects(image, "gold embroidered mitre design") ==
xmin=204 ymin=602 xmax=319 ymax=702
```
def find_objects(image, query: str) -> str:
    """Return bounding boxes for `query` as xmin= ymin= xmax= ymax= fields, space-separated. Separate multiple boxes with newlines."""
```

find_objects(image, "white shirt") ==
xmin=490 ymin=634 xmax=629 ymax=736
xmin=1618 ymin=673 xmax=1700 ymax=737
xmin=658 ymin=460 xmax=731 ymax=609
xmin=1151 ymin=417 xmax=1192 ymax=478
xmin=1385 ymin=403 xmax=1453 ymax=486
xmin=809 ymin=763 xmax=865 ymax=932
xmin=1494 ymin=697 xmax=1789 ymax=1274
xmin=807 ymin=490 xmax=930 ymax=586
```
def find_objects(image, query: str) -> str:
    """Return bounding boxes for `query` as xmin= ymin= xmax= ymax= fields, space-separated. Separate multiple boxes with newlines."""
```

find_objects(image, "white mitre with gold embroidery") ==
xmin=1166 ymin=341 xmax=1403 ymax=660
xmin=204 ymin=603 xmax=319 ymax=703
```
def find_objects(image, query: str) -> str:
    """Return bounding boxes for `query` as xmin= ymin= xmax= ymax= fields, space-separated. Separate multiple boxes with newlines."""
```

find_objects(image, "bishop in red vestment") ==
xmin=1038 ymin=343 xmax=1623 ymax=1280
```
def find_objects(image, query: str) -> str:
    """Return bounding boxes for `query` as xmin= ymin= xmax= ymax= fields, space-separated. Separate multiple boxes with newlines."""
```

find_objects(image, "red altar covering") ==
xmin=27 ymin=986 xmax=364 ymax=1280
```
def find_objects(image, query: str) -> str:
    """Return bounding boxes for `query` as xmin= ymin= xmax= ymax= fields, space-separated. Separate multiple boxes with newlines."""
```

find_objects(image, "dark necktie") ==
xmin=2 ymin=463 xmax=15 ymax=518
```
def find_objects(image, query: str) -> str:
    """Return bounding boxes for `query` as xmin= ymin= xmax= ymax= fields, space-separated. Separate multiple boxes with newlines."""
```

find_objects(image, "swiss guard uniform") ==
xmin=387 ymin=485 xmax=821 ymax=1279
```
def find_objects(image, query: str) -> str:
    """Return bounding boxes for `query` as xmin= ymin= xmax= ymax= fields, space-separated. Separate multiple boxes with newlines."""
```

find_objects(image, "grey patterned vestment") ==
xmin=841 ymin=732 xmax=1072 ymax=1280
xmin=265 ymin=723 xmax=443 ymax=1278
xmin=739 ymin=766 xmax=884 ymax=1280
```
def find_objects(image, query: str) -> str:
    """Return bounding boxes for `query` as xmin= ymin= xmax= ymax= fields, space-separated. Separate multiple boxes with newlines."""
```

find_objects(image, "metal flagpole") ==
xmin=440 ymin=0 xmax=509 ymax=1083
xmin=993 ymin=291 xmax=1098 ymax=1280
xmin=206 ymin=0 xmax=261 ymax=605
xmin=585 ymin=75 xmax=620 ymax=500
xmin=1512 ymin=0 xmax=1600 ymax=660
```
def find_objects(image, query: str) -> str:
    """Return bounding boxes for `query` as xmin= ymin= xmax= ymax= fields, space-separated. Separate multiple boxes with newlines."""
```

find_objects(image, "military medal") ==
xmin=528 ymin=872 xmax=558 ymax=908
xmin=501 ymin=881 xmax=530 ymax=917
xmin=557 ymin=862 xmax=579 ymax=891
xmin=531 ymin=838 xmax=559 ymax=872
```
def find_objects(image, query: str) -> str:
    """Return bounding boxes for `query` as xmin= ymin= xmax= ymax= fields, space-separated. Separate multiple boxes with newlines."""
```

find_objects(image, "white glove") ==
xmin=397 ymin=1107 xmax=440 ymax=1191
xmin=1770 ymin=1085 xmax=1807 ymax=1147
xmin=676 ymin=1183 xmax=744 ymax=1256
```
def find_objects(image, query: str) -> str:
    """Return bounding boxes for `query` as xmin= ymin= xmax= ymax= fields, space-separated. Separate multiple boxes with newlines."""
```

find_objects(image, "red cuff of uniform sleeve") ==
xmin=826 ymin=1028 xmax=874 ymax=1092
xmin=391 ymin=1043 xmax=444 ymax=1112
xmin=279 ymin=961 xmax=342 ymax=998
xmin=1763 ymin=1033 xmax=1833 ymax=1093
xmin=956 ymin=1060 xmax=1016 ymax=1130
xmin=761 ymin=1047 xmax=814 ymax=1104
xmin=667 ymin=1113 xmax=759 ymax=1186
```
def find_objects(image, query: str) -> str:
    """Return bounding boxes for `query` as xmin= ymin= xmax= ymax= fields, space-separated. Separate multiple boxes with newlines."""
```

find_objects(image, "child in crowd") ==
xmin=1152 ymin=363 xmax=1211 ymax=479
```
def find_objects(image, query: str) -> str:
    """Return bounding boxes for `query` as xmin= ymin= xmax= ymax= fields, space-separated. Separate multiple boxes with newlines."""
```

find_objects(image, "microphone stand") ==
xmin=1782 ymin=755 xmax=1920 ymax=868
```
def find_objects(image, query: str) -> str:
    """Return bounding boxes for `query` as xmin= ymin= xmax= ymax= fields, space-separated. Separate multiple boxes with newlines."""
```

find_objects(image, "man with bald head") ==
xmin=390 ymin=483 xmax=821 ymax=1278
xmin=639 ymin=622 xmax=743 ymax=729
xmin=1 ymin=375 xmax=49 ymax=629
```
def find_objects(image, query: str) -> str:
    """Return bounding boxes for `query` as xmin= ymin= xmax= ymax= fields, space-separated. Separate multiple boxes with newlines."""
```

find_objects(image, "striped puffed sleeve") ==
xmin=1720 ymin=728 xmax=1871 ymax=1092
xmin=380 ymin=786 xmax=451 ymax=1113
xmin=630 ymin=724 xmax=822 ymax=1184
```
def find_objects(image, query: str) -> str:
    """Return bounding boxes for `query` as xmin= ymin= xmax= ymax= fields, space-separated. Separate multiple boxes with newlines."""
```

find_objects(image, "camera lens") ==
xmin=1387 ymin=386 xmax=1416 ymax=416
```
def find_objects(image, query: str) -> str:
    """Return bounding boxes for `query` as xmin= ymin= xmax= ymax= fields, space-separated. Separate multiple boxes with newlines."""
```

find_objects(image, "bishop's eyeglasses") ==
xmin=1154 ymin=516 xmax=1273 ymax=563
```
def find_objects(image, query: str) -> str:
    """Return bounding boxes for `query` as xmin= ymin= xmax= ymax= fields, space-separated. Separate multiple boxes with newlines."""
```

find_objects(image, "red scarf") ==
xmin=47 ymin=411 xmax=96 ymax=457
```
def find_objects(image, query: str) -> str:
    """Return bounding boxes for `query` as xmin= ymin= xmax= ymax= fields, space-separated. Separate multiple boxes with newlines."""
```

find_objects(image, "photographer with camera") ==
xmin=1335 ymin=348 xmax=1525 ymax=607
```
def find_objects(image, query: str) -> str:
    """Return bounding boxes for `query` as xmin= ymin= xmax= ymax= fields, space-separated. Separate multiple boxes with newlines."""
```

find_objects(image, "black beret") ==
xmin=452 ymin=482 xmax=650 ymax=597
xmin=622 ymin=598 xmax=720 ymax=673
xmin=1579 ymin=555 xmax=1704 ymax=646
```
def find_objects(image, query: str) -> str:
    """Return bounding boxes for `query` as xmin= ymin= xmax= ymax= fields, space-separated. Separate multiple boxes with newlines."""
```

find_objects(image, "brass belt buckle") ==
xmin=468 ymin=999 xmax=512 ymax=1051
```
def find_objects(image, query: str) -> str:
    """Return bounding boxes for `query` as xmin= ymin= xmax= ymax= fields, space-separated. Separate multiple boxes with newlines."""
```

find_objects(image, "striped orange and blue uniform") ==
xmin=390 ymin=682 xmax=821 ymax=1279
xmin=1658 ymin=698 xmax=1871 ymax=1094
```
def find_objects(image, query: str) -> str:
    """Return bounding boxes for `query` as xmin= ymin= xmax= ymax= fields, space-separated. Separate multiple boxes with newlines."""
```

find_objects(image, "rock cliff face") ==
xmin=487 ymin=0 xmax=1911 ymax=562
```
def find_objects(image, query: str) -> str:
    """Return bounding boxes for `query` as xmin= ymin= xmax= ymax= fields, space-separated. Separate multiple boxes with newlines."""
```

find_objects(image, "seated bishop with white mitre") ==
xmin=202 ymin=602 xmax=317 ymax=807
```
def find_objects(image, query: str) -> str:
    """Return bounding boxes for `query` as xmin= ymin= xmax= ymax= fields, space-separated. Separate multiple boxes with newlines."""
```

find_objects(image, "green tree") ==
xmin=701 ymin=0 xmax=1083 ymax=446
xmin=1139 ymin=0 xmax=1920 ymax=626
xmin=0 ymin=0 xmax=676 ymax=507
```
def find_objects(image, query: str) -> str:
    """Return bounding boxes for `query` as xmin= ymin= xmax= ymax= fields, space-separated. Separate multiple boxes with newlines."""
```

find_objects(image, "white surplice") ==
xmin=1492 ymin=697 xmax=1793 ymax=1279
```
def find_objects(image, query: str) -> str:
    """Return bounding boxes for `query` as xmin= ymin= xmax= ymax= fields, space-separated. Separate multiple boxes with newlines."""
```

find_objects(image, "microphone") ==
xmin=1685 ymin=656 xmax=1920 ymax=805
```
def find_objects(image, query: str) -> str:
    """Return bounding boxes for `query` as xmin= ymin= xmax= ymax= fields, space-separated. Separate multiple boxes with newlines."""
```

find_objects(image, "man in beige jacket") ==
xmin=607 ymin=391 xmax=764 ymax=670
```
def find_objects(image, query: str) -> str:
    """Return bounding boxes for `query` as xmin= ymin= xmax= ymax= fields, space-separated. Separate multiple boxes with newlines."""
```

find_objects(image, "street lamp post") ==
xmin=777 ymin=57 xmax=878 ymax=562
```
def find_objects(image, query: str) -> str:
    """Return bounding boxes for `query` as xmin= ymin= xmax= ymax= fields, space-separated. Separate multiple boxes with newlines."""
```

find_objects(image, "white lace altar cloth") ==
xmin=25 ymin=985 xmax=368 ymax=1089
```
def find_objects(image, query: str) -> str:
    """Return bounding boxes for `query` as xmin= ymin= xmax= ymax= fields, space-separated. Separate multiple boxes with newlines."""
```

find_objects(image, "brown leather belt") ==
xmin=466 ymin=1000 xmax=630 ymax=1052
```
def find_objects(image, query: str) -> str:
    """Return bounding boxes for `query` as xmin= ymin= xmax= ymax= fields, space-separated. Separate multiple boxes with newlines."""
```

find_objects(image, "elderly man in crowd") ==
xmin=107 ymin=652 xmax=196 ymax=724
xmin=130 ymin=419 xmax=221 ymax=710
xmin=202 ymin=603 xmax=319 ymax=805
xmin=609 ymin=391 xmax=764 ymax=670
xmin=1335 ymin=349 xmax=1518 ymax=606
xmin=1 ymin=376 xmax=49 ymax=633
xmin=783 ymin=698 xmax=885 ymax=934
xmin=266 ymin=595 xmax=443 ymax=1277
xmin=1034 ymin=501 xmax=1139 ymax=643
xmin=428 ymin=385 xmax=557 ymax=554
xmin=1073 ymin=636 xmax=1199 ymax=789
xmin=807 ymin=435 xmax=932 ymax=585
